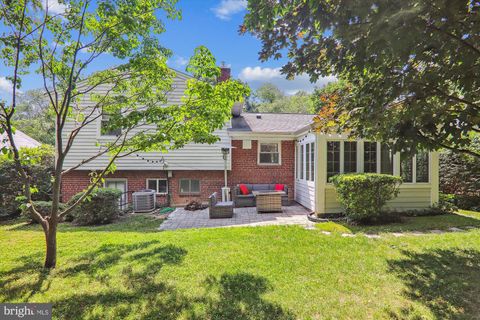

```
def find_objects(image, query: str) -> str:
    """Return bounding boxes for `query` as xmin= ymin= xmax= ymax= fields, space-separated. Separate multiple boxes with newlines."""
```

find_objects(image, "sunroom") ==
xmin=295 ymin=132 xmax=440 ymax=215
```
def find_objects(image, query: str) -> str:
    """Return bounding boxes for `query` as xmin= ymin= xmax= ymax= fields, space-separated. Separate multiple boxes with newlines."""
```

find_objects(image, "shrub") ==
xmin=68 ymin=188 xmax=122 ymax=225
xmin=439 ymin=138 xmax=480 ymax=197
xmin=330 ymin=173 xmax=402 ymax=222
xmin=454 ymin=194 xmax=480 ymax=211
xmin=0 ymin=145 xmax=54 ymax=219
xmin=26 ymin=201 xmax=67 ymax=223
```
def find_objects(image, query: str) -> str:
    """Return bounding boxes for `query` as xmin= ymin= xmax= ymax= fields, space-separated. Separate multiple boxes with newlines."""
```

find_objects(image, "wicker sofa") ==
xmin=209 ymin=192 xmax=234 ymax=218
xmin=232 ymin=184 xmax=289 ymax=208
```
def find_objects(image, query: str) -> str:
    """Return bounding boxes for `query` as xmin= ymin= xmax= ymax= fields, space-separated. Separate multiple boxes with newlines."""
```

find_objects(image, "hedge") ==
xmin=68 ymin=188 xmax=122 ymax=225
xmin=330 ymin=173 xmax=402 ymax=222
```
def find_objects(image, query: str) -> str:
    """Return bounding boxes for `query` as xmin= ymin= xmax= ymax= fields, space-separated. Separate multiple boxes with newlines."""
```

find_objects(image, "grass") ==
xmin=1 ymin=211 xmax=480 ymax=319
xmin=315 ymin=210 xmax=480 ymax=235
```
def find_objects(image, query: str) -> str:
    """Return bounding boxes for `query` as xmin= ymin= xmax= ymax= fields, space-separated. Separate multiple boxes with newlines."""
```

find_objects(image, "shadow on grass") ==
xmin=0 ymin=253 xmax=51 ymax=302
xmin=387 ymin=249 xmax=480 ymax=319
xmin=191 ymin=272 xmax=295 ymax=320
xmin=2 ymin=215 xmax=162 ymax=233
xmin=1 ymin=242 xmax=294 ymax=319
xmin=338 ymin=213 xmax=480 ymax=234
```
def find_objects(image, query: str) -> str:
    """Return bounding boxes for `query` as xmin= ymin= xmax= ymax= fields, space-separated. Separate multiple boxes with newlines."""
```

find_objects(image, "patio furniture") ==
xmin=253 ymin=191 xmax=284 ymax=213
xmin=208 ymin=192 xmax=234 ymax=218
xmin=232 ymin=184 xmax=289 ymax=207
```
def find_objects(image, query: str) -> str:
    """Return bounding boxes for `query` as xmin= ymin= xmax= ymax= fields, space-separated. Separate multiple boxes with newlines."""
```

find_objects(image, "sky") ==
xmin=0 ymin=0 xmax=336 ymax=98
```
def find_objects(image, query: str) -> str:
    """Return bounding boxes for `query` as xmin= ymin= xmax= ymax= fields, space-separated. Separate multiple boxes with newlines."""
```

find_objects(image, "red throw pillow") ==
xmin=239 ymin=184 xmax=249 ymax=195
xmin=275 ymin=184 xmax=284 ymax=191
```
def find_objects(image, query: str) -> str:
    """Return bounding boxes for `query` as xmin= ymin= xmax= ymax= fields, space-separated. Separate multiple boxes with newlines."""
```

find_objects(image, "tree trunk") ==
xmin=44 ymin=222 xmax=57 ymax=269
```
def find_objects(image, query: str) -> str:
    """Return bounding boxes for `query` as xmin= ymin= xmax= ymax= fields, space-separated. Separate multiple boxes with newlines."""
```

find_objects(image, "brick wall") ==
xmin=61 ymin=139 xmax=296 ymax=205
xmin=229 ymin=140 xmax=295 ymax=201
xmin=61 ymin=170 xmax=224 ymax=206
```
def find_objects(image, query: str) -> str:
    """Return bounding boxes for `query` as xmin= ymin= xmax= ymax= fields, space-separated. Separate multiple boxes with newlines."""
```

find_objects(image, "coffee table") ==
xmin=252 ymin=191 xmax=285 ymax=213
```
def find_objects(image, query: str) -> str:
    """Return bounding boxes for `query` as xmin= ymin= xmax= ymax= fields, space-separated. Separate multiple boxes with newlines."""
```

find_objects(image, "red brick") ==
xmin=61 ymin=139 xmax=296 ymax=205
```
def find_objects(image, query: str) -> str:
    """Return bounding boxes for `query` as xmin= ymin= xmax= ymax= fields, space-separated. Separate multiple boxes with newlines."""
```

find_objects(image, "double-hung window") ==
xmin=179 ymin=179 xmax=200 ymax=194
xmin=100 ymin=109 xmax=121 ymax=136
xmin=147 ymin=179 xmax=168 ymax=194
xmin=258 ymin=142 xmax=281 ymax=165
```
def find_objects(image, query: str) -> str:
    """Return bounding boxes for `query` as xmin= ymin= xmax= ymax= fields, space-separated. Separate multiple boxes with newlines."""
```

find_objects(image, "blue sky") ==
xmin=0 ymin=0 xmax=336 ymax=98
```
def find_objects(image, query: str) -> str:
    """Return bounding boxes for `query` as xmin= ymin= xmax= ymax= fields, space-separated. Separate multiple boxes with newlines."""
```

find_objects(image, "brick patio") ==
xmin=158 ymin=204 xmax=313 ymax=231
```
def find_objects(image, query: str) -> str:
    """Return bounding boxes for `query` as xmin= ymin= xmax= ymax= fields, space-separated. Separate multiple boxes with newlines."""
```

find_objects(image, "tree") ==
xmin=0 ymin=0 xmax=248 ymax=268
xmin=14 ymin=89 xmax=55 ymax=145
xmin=242 ymin=0 xmax=480 ymax=157
xmin=248 ymin=83 xmax=314 ymax=114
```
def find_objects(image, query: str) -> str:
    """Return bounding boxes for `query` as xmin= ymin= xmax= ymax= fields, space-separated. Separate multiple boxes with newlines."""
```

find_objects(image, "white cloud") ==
xmin=42 ymin=0 xmax=67 ymax=15
xmin=174 ymin=56 xmax=188 ymax=67
xmin=239 ymin=66 xmax=337 ymax=94
xmin=0 ymin=77 xmax=13 ymax=93
xmin=212 ymin=0 xmax=247 ymax=20
xmin=167 ymin=56 xmax=189 ymax=69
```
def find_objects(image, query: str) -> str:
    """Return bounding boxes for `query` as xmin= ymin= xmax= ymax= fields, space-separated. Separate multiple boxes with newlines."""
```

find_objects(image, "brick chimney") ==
xmin=219 ymin=62 xmax=231 ymax=82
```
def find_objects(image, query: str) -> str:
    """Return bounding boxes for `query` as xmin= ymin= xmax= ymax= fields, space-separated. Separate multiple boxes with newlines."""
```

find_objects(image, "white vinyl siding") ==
xmin=62 ymin=72 xmax=232 ymax=171
xmin=295 ymin=133 xmax=316 ymax=211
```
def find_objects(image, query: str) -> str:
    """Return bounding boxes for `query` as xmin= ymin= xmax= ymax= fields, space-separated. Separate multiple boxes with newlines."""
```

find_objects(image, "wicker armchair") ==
xmin=209 ymin=192 xmax=234 ymax=219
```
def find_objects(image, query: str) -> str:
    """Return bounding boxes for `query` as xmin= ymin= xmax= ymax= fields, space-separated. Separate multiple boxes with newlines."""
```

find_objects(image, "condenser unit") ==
xmin=133 ymin=189 xmax=156 ymax=212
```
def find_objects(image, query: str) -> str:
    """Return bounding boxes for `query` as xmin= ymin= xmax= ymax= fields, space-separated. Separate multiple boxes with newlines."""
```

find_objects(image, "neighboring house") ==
xmin=61 ymin=68 xmax=439 ymax=214
xmin=0 ymin=130 xmax=42 ymax=149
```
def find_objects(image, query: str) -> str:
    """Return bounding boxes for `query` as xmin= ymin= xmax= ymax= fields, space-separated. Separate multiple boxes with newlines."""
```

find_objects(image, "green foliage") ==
xmin=0 ymin=146 xmax=54 ymax=217
xmin=440 ymin=138 xmax=480 ymax=196
xmin=330 ymin=174 xmax=402 ymax=222
xmin=243 ymin=1 xmax=480 ymax=157
xmin=13 ymin=89 xmax=54 ymax=145
xmin=68 ymin=188 xmax=122 ymax=226
xmin=248 ymin=83 xmax=314 ymax=114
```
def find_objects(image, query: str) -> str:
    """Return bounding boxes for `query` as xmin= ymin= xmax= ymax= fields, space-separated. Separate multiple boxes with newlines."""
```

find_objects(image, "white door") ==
xmin=105 ymin=179 xmax=127 ymax=209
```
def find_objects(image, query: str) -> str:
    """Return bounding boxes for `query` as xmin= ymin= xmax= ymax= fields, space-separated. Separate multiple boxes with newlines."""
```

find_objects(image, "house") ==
xmin=0 ymin=130 xmax=42 ymax=148
xmin=60 ymin=67 xmax=439 ymax=214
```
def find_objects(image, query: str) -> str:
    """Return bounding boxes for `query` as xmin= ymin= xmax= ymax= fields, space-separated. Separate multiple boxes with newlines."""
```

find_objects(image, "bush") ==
xmin=330 ymin=173 xmax=402 ymax=222
xmin=454 ymin=194 xmax=480 ymax=211
xmin=0 ymin=145 xmax=54 ymax=219
xmin=439 ymin=138 xmax=480 ymax=197
xmin=26 ymin=201 xmax=67 ymax=223
xmin=68 ymin=188 xmax=122 ymax=225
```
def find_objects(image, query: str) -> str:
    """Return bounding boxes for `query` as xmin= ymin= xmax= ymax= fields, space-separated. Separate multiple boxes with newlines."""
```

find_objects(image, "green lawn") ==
xmin=2 ymin=212 xmax=480 ymax=319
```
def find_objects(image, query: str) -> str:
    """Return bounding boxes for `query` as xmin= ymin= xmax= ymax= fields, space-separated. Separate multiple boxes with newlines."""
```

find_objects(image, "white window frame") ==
xmin=146 ymin=178 xmax=168 ymax=195
xmin=179 ymin=179 xmax=201 ymax=195
xmin=296 ymin=139 xmax=315 ymax=182
xmin=325 ymin=140 xmax=431 ymax=184
xmin=99 ymin=109 xmax=122 ymax=137
xmin=257 ymin=141 xmax=282 ymax=165
xmin=400 ymin=153 xmax=431 ymax=184
xmin=103 ymin=178 xmax=128 ymax=209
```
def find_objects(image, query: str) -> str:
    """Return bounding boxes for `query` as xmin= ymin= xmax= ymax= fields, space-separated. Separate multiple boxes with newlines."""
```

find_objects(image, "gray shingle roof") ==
xmin=230 ymin=113 xmax=314 ymax=133
xmin=0 ymin=130 xmax=42 ymax=148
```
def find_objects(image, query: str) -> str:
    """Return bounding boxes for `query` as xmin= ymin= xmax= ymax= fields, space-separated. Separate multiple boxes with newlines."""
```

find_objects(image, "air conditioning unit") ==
xmin=133 ymin=189 xmax=156 ymax=213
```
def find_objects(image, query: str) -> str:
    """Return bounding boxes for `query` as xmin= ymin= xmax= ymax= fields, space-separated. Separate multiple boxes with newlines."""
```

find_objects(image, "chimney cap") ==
xmin=256 ymin=114 xmax=262 ymax=119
